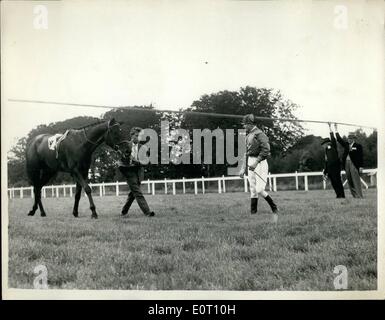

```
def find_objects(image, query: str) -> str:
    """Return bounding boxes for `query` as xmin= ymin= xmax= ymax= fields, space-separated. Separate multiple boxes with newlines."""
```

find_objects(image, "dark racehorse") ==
xmin=26 ymin=118 xmax=121 ymax=219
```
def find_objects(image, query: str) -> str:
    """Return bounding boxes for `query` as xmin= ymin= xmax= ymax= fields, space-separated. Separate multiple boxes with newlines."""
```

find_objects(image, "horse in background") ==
xmin=25 ymin=118 xmax=121 ymax=219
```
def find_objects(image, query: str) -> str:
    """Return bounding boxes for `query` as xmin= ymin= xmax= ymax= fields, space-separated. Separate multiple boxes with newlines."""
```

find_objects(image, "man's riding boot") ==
xmin=264 ymin=195 xmax=278 ymax=213
xmin=251 ymin=198 xmax=258 ymax=214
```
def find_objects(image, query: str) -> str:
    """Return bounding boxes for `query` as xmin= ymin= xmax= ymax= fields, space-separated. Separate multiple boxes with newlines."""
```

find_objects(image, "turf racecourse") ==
xmin=7 ymin=189 xmax=377 ymax=290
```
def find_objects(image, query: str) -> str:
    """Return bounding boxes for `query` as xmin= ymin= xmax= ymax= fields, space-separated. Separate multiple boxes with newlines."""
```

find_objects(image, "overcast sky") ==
xmin=2 ymin=0 xmax=384 ymax=153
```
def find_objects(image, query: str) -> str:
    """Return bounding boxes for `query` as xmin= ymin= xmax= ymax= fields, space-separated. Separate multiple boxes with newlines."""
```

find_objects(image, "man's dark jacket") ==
xmin=336 ymin=133 xmax=363 ymax=170
xmin=323 ymin=132 xmax=341 ymax=175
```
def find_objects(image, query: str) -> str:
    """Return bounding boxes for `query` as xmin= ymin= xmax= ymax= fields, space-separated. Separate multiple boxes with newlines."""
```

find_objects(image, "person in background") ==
xmin=118 ymin=127 xmax=155 ymax=217
xmin=321 ymin=123 xmax=345 ymax=198
xmin=335 ymin=124 xmax=364 ymax=198
xmin=239 ymin=114 xmax=279 ymax=222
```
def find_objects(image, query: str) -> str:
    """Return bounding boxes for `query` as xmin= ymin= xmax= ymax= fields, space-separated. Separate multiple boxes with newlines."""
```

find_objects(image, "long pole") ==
xmin=8 ymin=98 xmax=377 ymax=129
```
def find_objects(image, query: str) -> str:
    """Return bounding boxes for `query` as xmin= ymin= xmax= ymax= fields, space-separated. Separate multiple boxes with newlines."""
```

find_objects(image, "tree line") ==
xmin=7 ymin=86 xmax=377 ymax=186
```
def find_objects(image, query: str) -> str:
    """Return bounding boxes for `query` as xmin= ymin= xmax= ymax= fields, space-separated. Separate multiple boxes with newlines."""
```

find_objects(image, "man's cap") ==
xmin=242 ymin=114 xmax=255 ymax=125
xmin=348 ymin=132 xmax=357 ymax=139
xmin=321 ymin=138 xmax=331 ymax=145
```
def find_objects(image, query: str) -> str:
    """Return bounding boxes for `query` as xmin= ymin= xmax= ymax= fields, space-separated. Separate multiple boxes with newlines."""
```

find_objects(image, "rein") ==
xmin=82 ymin=122 xmax=119 ymax=146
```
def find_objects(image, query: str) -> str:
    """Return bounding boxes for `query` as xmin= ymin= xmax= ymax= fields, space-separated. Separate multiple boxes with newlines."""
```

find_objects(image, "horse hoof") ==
xmin=72 ymin=212 xmax=78 ymax=218
xmin=91 ymin=214 xmax=98 ymax=219
xmin=41 ymin=213 xmax=47 ymax=217
xmin=28 ymin=211 xmax=35 ymax=216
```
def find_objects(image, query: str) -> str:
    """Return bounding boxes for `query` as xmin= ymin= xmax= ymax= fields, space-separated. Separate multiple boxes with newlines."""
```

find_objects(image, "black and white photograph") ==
xmin=1 ymin=0 xmax=384 ymax=300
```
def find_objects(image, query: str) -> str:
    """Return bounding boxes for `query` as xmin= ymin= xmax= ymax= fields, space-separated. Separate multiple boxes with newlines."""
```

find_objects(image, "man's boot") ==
xmin=264 ymin=195 xmax=278 ymax=213
xmin=251 ymin=198 xmax=258 ymax=214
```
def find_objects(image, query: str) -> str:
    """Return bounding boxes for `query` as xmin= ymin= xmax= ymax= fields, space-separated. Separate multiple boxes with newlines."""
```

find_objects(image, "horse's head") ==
xmin=105 ymin=118 xmax=122 ymax=149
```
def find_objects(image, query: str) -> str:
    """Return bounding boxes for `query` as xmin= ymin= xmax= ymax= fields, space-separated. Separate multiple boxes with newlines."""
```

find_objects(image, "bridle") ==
xmin=83 ymin=121 xmax=120 ymax=146
xmin=114 ymin=139 xmax=131 ymax=156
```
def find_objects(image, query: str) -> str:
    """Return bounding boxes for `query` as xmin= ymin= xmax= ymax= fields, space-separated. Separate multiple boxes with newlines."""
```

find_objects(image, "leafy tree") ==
xmin=179 ymin=86 xmax=304 ymax=176
xmin=269 ymin=135 xmax=324 ymax=173
xmin=7 ymin=137 xmax=28 ymax=186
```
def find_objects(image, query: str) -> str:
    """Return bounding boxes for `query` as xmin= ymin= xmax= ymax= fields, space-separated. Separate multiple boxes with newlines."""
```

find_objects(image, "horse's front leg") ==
xmin=72 ymin=182 xmax=82 ymax=217
xmin=73 ymin=171 xmax=98 ymax=219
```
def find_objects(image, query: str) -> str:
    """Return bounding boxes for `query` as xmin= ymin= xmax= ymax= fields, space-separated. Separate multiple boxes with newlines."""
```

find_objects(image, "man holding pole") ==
xmin=321 ymin=123 xmax=345 ymax=198
xmin=334 ymin=124 xmax=364 ymax=198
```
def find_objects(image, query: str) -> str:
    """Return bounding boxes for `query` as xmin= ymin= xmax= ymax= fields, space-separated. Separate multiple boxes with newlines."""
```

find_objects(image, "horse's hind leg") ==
xmin=28 ymin=186 xmax=40 ymax=216
xmin=36 ymin=170 xmax=55 ymax=217
xmin=72 ymin=182 xmax=82 ymax=217
xmin=37 ymin=188 xmax=46 ymax=217
xmin=73 ymin=171 xmax=98 ymax=219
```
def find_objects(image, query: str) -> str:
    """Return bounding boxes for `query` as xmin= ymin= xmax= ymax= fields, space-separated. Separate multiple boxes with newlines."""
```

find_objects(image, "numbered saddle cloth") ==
xmin=47 ymin=130 xmax=69 ymax=158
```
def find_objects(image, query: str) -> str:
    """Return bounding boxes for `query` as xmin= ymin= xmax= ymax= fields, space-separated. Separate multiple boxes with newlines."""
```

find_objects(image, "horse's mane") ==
xmin=73 ymin=120 xmax=106 ymax=130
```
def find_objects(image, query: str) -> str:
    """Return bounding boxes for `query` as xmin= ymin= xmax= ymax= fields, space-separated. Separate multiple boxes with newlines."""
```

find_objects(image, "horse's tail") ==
xmin=25 ymin=140 xmax=37 ymax=184
xmin=25 ymin=136 xmax=45 ymax=185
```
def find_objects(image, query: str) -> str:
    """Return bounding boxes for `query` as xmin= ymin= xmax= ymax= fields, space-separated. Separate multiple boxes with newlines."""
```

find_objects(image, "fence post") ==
xmin=56 ymin=186 xmax=59 ymax=198
xmin=323 ymin=178 xmax=326 ymax=190
xmin=164 ymin=178 xmax=167 ymax=194
xmin=63 ymin=185 xmax=66 ymax=197
xmin=268 ymin=173 xmax=272 ymax=192
xmin=99 ymin=185 xmax=103 ymax=197
xmin=295 ymin=171 xmax=299 ymax=190
xmin=201 ymin=177 xmax=205 ymax=194
xmin=173 ymin=182 xmax=176 ymax=195
xmin=182 ymin=177 xmax=186 ymax=194
xmin=152 ymin=182 xmax=155 ymax=195
xmin=304 ymin=175 xmax=308 ymax=191
xmin=69 ymin=186 xmax=73 ymax=197
xmin=194 ymin=180 xmax=198 ymax=195
xmin=147 ymin=179 xmax=151 ymax=194
xmin=222 ymin=175 xmax=226 ymax=193
xmin=218 ymin=178 xmax=222 ymax=194
xmin=43 ymin=187 xmax=46 ymax=198
xmin=370 ymin=174 xmax=375 ymax=187
xmin=116 ymin=181 xmax=119 ymax=196
xmin=273 ymin=177 xmax=277 ymax=192
xmin=20 ymin=188 xmax=24 ymax=199
xmin=31 ymin=186 xmax=34 ymax=198
xmin=243 ymin=176 xmax=248 ymax=192
xmin=360 ymin=177 xmax=369 ymax=189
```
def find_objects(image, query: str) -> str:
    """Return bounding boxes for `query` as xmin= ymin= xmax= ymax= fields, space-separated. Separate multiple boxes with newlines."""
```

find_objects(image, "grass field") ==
xmin=7 ymin=189 xmax=377 ymax=290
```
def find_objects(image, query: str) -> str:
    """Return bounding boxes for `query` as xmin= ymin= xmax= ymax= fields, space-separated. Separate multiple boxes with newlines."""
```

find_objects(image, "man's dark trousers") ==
xmin=327 ymin=165 xmax=345 ymax=198
xmin=120 ymin=166 xmax=151 ymax=215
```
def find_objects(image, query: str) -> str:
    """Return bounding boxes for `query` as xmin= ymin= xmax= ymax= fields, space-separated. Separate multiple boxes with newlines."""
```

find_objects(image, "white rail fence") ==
xmin=7 ymin=169 xmax=377 ymax=199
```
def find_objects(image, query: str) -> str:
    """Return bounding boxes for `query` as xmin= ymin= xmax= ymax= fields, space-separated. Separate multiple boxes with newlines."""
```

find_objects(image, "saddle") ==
xmin=47 ymin=130 xmax=69 ymax=158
